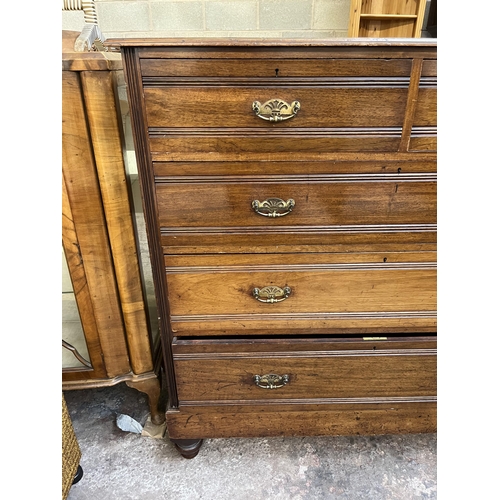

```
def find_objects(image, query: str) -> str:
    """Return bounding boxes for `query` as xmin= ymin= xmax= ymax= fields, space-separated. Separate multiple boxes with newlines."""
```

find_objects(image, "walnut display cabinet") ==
xmin=62 ymin=31 xmax=164 ymax=425
xmin=110 ymin=37 xmax=437 ymax=458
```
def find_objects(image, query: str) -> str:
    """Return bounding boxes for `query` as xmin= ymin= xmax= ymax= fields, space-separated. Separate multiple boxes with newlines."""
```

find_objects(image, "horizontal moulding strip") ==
xmin=142 ymin=77 xmax=412 ymax=88
xmin=154 ymin=173 xmax=437 ymax=184
xmin=179 ymin=396 xmax=437 ymax=406
xmin=148 ymin=127 xmax=404 ymax=137
xmin=165 ymin=262 xmax=437 ymax=274
xmin=171 ymin=311 xmax=437 ymax=322
xmin=173 ymin=349 xmax=437 ymax=360
xmin=160 ymin=224 xmax=437 ymax=235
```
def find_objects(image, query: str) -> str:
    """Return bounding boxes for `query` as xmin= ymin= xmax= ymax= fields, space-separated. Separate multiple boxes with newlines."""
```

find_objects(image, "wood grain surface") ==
xmin=119 ymin=39 xmax=438 ymax=443
xmin=80 ymin=70 xmax=153 ymax=375
xmin=166 ymin=402 xmax=437 ymax=438
xmin=62 ymin=71 xmax=129 ymax=378
xmin=155 ymin=178 xmax=436 ymax=228
xmin=173 ymin=337 xmax=436 ymax=402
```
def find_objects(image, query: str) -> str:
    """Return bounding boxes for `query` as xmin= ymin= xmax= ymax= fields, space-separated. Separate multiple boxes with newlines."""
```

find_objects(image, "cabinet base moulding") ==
xmin=166 ymin=401 xmax=437 ymax=440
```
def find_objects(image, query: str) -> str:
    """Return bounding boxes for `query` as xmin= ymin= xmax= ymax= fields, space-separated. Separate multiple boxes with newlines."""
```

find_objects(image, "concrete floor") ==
xmin=63 ymin=382 xmax=437 ymax=499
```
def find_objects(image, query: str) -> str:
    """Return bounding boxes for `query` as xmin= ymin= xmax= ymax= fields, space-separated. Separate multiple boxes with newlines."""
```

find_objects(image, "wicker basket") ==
xmin=62 ymin=394 xmax=81 ymax=499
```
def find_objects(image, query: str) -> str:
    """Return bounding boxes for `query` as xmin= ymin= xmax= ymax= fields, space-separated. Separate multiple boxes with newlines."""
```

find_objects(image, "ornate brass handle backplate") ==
xmin=252 ymin=99 xmax=300 ymax=122
xmin=253 ymin=286 xmax=291 ymax=303
xmin=253 ymin=374 xmax=289 ymax=389
xmin=252 ymin=198 xmax=295 ymax=217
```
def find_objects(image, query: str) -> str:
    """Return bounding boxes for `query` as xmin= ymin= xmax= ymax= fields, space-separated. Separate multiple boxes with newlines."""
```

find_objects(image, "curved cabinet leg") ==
xmin=171 ymin=439 xmax=204 ymax=459
xmin=126 ymin=377 xmax=165 ymax=425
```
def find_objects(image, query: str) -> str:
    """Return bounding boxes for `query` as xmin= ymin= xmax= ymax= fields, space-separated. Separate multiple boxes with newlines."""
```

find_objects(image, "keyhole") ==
xmin=275 ymin=68 xmax=279 ymax=77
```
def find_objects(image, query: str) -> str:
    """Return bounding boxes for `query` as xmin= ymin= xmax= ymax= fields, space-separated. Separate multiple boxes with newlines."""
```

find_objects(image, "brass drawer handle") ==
xmin=253 ymin=286 xmax=291 ymax=303
xmin=252 ymin=99 xmax=300 ymax=122
xmin=252 ymin=198 xmax=295 ymax=217
xmin=253 ymin=374 xmax=289 ymax=389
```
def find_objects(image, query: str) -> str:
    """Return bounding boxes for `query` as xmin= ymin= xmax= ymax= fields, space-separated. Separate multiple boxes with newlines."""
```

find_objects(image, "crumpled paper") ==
xmin=116 ymin=414 xmax=143 ymax=434
xmin=116 ymin=413 xmax=167 ymax=439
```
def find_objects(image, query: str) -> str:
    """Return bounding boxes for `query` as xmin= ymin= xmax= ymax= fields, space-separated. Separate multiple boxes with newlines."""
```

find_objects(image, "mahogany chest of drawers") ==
xmin=114 ymin=38 xmax=437 ymax=458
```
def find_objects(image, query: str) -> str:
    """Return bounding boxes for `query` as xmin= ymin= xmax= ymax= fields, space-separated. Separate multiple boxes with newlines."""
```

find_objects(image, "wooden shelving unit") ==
xmin=348 ymin=0 xmax=428 ymax=38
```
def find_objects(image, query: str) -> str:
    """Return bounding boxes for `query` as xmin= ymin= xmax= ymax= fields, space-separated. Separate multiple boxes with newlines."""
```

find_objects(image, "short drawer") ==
xmin=165 ymin=253 xmax=437 ymax=334
xmin=155 ymin=177 xmax=436 ymax=229
xmin=413 ymin=88 xmax=437 ymax=127
xmin=172 ymin=336 xmax=437 ymax=402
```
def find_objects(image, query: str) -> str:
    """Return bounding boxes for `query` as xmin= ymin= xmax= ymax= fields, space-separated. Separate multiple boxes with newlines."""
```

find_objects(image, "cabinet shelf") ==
xmin=360 ymin=14 xmax=418 ymax=20
xmin=348 ymin=0 xmax=427 ymax=38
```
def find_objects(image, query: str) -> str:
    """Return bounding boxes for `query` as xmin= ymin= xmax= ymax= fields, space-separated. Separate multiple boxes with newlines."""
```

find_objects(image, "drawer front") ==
xmin=141 ymin=58 xmax=413 ymax=78
xmin=155 ymin=178 xmax=436 ymax=229
xmin=172 ymin=337 xmax=437 ymax=402
xmin=144 ymin=86 xmax=408 ymax=129
xmin=153 ymin=159 xmax=438 ymax=177
xmin=167 ymin=267 xmax=436 ymax=316
xmin=149 ymin=133 xmax=403 ymax=157
xmin=166 ymin=256 xmax=436 ymax=334
xmin=413 ymin=88 xmax=437 ymax=127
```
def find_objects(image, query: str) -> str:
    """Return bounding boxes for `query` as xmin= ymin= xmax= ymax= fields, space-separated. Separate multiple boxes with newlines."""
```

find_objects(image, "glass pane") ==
xmin=62 ymin=248 xmax=91 ymax=369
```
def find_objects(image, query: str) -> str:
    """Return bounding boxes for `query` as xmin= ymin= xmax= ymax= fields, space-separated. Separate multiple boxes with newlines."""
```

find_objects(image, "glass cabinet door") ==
xmin=62 ymin=248 xmax=91 ymax=369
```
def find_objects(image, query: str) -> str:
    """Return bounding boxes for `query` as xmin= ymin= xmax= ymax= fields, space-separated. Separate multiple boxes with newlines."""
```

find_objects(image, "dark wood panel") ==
xmin=421 ymin=59 xmax=437 ymax=77
xmin=155 ymin=179 xmax=436 ymax=228
xmin=160 ymin=231 xmax=437 ymax=254
xmin=113 ymin=40 xmax=437 ymax=60
xmin=166 ymin=265 xmax=436 ymax=317
xmin=166 ymin=402 xmax=437 ymax=438
xmin=118 ymin=40 xmax=439 ymax=446
xmin=144 ymin=87 xmax=408 ymax=128
xmin=172 ymin=335 xmax=437 ymax=354
xmin=174 ymin=351 xmax=436 ymax=401
xmin=141 ymin=58 xmax=413 ymax=78
xmin=413 ymin=88 xmax=437 ymax=126
xmin=121 ymin=46 xmax=180 ymax=406
xmin=153 ymin=160 xmax=437 ymax=177
xmin=165 ymin=251 xmax=437 ymax=268
xmin=170 ymin=317 xmax=437 ymax=337
xmin=149 ymin=135 xmax=402 ymax=156
xmin=409 ymin=136 xmax=437 ymax=152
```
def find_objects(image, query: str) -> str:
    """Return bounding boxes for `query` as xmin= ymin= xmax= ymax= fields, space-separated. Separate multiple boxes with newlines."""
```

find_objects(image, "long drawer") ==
xmin=172 ymin=336 xmax=437 ymax=403
xmin=165 ymin=253 xmax=437 ymax=335
xmin=155 ymin=176 xmax=436 ymax=229
xmin=144 ymin=86 xmax=408 ymax=129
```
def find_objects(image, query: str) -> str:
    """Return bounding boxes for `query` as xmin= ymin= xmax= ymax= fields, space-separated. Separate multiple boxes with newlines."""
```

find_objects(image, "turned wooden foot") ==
xmin=171 ymin=439 xmax=204 ymax=459
xmin=126 ymin=377 xmax=165 ymax=425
